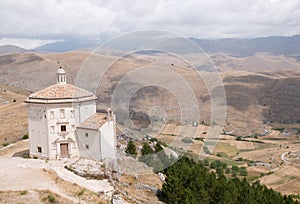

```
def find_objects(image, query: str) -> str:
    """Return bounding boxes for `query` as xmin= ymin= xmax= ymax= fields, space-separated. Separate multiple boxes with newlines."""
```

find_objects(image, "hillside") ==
xmin=0 ymin=85 xmax=29 ymax=146
xmin=0 ymin=52 xmax=299 ymax=136
xmin=0 ymin=45 xmax=28 ymax=56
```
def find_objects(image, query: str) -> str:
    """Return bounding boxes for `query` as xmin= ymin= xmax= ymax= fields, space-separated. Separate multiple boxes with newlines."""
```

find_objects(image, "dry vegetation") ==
xmin=116 ymin=173 xmax=162 ymax=203
xmin=0 ymin=51 xmax=300 ymax=199
xmin=0 ymin=190 xmax=71 ymax=204
xmin=0 ymin=51 xmax=299 ymax=135
xmin=0 ymin=85 xmax=29 ymax=146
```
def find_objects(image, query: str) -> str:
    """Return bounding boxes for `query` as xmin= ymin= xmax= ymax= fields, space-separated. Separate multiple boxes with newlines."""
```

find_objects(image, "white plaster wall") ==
xmin=27 ymin=99 xmax=96 ymax=160
xmin=73 ymin=104 xmax=80 ymax=125
xmin=75 ymin=128 xmax=101 ymax=161
xmin=79 ymin=101 xmax=96 ymax=123
xmin=27 ymin=105 xmax=49 ymax=158
xmin=100 ymin=120 xmax=116 ymax=160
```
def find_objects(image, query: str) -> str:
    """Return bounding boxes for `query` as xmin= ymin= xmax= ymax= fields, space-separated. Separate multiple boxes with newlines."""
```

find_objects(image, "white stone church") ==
xmin=25 ymin=68 xmax=116 ymax=161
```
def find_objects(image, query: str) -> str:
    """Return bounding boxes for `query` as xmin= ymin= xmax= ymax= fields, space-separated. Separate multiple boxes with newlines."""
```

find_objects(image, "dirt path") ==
xmin=0 ymin=157 xmax=113 ymax=193
xmin=0 ymin=165 xmax=79 ymax=202
xmin=281 ymin=151 xmax=300 ymax=167
xmin=0 ymin=140 xmax=113 ymax=203
xmin=0 ymin=139 xmax=29 ymax=158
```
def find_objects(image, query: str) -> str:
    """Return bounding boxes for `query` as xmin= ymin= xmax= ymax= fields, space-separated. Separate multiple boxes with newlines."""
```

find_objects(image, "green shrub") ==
xmin=239 ymin=167 xmax=248 ymax=176
xmin=141 ymin=142 xmax=154 ymax=155
xmin=154 ymin=142 xmax=163 ymax=153
xmin=236 ymin=136 xmax=242 ymax=141
xmin=225 ymin=167 xmax=231 ymax=174
xmin=125 ymin=140 xmax=137 ymax=156
xmin=232 ymin=165 xmax=239 ymax=172
xmin=76 ymin=189 xmax=85 ymax=196
xmin=216 ymin=166 xmax=224 ymax=174
xmin=20 ymin=190 xmax=27 ymax=195
xmin=47 ymin=194 xmax=56 ymax=203
xmin=231 ymin=170 xmax=238 ymax=177
xmin=194 ymin=137 xmax=204 ymax=142
xmin=203 ymin=159 xmax=209 ymax=166
xmin=22 ymin=134 xmax=28 ymax=140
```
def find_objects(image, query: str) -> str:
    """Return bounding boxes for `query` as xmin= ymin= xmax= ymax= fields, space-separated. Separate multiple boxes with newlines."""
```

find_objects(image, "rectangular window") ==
xmin=70 ymin=110 xmax=74 ymax=118
xmin=61 ymin=125 xmax=66 ymax=132
xmin=50 ymin=111 xmax=54 ymax=119
xmin=85 ymin=145 xmax=89 ymax=149
xmin=85 ymin=133 xmax=88 ymax=137
xmin=60 ymin=109 xmax=65 ymax=119
xmin=50 ymin=126 xmax=55 ymax=133
xmin=37 ymin=147 xmax=42 ymax=153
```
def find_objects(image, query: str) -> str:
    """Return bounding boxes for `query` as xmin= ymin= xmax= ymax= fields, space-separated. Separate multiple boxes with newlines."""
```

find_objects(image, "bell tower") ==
xmin=57 ymin=67 xmax=67 ymax=84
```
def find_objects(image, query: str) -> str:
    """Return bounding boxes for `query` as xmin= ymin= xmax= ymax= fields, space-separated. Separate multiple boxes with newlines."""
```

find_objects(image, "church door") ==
xmin=60 ymin=143 xmax=69 ymax=158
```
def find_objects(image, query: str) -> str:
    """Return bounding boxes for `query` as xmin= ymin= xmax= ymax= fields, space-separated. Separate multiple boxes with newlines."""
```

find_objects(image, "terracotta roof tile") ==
xmin=77 ymin=113 xmax=108 ymax=130
xmin=29 ymin=84 xmax=95 ymax=99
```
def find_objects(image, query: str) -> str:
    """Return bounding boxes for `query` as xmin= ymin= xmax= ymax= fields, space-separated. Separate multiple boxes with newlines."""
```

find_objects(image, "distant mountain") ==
xmin=190 ymin=35 xmax=300 ymax=57
xmin=35 ymin=38 xmax=100 ymax=52
xmin=33 ymin=35 xmax=300 ymax=56
xmin=0 ymin=45 xmax=28 ymax=56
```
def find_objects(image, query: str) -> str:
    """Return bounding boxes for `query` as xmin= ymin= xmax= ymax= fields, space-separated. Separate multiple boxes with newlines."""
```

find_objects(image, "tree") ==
xmin=160 ymin=156 xmax=297 ymax=204
xmin=139 ymin=142 xmax=154 ymax=165
xmin=216 ymin=166 xmax=224 ymax=175
xmin=239 ymin=167 xmax=248 ymax=176
xmin=203 ymin=159 xmax=210 ymax=166
xmin=225 ymin=167 xmax=231 ymax=174
xmin=210 ymin=161 xmax=217 ymax=169
xmin=154 ymin=142 xmax=163 ymax=153
xmin=232 ymin=165 xmax=239 ymax=172
xmin=141 ymin=142 xmax=154 ymax=155
xmin=236 ymin=136 xmax=242 ymax=141
xmin=125 ymin=140 xmax=137 ymax=156
xmin=231 ymin=170 xmax=238 ymax=177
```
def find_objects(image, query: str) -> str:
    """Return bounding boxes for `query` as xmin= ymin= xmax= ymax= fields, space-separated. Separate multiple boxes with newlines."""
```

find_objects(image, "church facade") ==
xmin=25 ymin=68 xmax=116 ymax=161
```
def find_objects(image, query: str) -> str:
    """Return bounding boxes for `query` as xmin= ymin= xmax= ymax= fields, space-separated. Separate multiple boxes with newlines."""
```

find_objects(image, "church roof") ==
xmin=28 ymin=83 xmax=95 ymax=100
xmin=77 ymin=113 xmax=108 ymax=130
xmin=25 ymin=67 xmax=97 ymax=104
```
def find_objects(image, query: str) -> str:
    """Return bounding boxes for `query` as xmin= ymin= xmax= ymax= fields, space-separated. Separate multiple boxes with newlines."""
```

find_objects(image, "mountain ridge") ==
xmin=27 ymin=35 xmax=300 ymax=56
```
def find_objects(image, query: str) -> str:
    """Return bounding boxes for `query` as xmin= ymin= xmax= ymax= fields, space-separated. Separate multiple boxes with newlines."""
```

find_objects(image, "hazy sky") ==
xmin=0 ymin=0 xmax=300 ymax=48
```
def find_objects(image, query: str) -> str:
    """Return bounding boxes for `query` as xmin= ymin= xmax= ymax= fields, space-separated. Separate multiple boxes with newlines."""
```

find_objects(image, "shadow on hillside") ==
xmin=223 ymin=74 xmax=300 ymax=124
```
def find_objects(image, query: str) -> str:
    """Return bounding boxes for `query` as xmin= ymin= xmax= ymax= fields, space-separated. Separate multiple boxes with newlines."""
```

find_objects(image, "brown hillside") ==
xmin=0 ymin=52 xmax=299 ymax=136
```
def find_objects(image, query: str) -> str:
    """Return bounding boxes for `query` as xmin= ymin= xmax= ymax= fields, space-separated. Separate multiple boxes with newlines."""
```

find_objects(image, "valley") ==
xmin=0 ymin=50 xmax=300 ymax=201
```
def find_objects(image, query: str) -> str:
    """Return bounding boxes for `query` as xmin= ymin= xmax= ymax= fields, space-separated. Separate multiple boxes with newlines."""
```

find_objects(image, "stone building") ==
xmin=25 ymin=68 xmax=116 ymax=161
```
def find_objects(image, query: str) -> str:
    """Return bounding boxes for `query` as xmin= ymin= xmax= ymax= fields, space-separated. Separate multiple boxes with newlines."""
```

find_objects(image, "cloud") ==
xmin=0 ymin=38 xmax=63 ymax=49
xmin=0 ymin=0 xmax=300 ymax=39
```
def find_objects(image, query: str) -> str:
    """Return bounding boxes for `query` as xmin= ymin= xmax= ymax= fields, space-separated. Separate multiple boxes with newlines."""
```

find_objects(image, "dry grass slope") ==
xmin=0 ymin=85 xmax=28 ymax=146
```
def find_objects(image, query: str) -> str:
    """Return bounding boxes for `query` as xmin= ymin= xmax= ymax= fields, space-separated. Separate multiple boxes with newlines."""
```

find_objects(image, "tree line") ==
xmin=125 ymin=140 xmax=298 ymax=203
xmin=160 ymin=156 xmax=298 ymax=204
